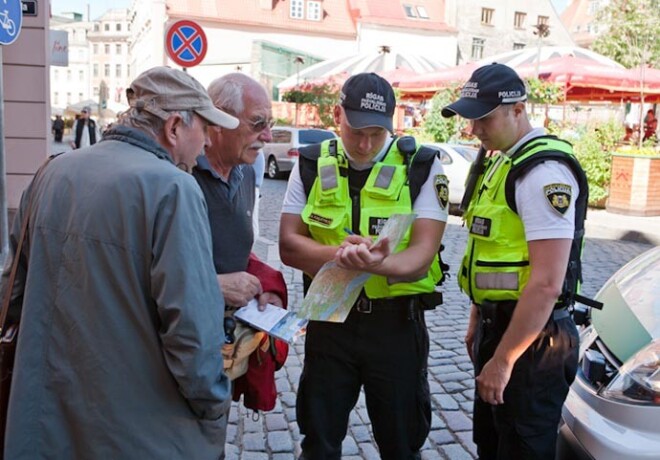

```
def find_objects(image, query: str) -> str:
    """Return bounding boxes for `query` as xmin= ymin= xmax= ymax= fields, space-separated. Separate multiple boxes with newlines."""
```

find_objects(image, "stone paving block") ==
xmin=440 ymin=443 xmax=475 ymax=459
xmin=460 ymin=401 xmax=474 ymax=414
xmin=431 ymin=411 xmax=447 ymax=429
xmin=428 ymin=428 xmax=455 ymax=445
xmin=455 ymin=430 xmax=478 ymax=458
xmin=240 ymin=453 xmax=269 ymax=460
xmin=350 ymin=424 xmax=373 ymax=443
xmin=225 ymin=444 xmax=239 ymax=460
xmin=244 ymin=414 xmax=265 ymax=433
xmin=289 ymin=422 xmax=301 ymax=441
xmin=429 ymin=349 xmax=458 ymax=359
xmin=226 ymin=423 xmax=238 ymax=444
xmin=433 ymin=393 xmax=460 ymax=410
xmin=279 ymin=391 xmax=296 ymax=408
xmin=438 ymin=371 xmax=472 ymax=382
xmin=359 ymin=442 xmax=382 ymax=460
xmin=284 ymin=407 xmax=297 ymax=422
xmin=243 ymin=432 xmax=267 ymax=451
xmin=268 ymin=431 xmax=294 ymax=452
xmin=441 ymin=381 xmax=466 ymax=393
xmin=265 ymin=413 xmax=289 ymax=431
xmin=342 ymin=436 xmax=360 ymax=455
xmin=441 ymin=410 xmax=473 ymax=432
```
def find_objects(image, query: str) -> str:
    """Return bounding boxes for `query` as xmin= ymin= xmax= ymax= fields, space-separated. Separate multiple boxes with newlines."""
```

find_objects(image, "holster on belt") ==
xmin=419 ymin=291 xmax=443 ymax=310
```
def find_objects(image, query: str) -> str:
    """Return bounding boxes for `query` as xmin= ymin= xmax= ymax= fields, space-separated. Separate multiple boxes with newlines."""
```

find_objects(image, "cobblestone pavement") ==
xmin=225 ymin=177 xmax=654 ymax=460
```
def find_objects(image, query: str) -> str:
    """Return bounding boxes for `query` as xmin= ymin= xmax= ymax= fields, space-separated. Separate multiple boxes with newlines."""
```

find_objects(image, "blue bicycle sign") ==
xmin=0 ymin=0 xmax=22 ymax=46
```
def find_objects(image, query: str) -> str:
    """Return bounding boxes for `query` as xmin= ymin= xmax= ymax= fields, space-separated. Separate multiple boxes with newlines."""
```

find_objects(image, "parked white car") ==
xmin=262 ymin=127 xmax=336 ymax=179
xmin=557 ymin=246 xmax=660 ymax=459
xmin=423 ymin=143 xmax=478 ymax=208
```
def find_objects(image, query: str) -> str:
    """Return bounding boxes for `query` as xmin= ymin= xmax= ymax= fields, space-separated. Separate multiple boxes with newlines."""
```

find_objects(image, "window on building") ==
xmin=67 ymin=92 xmax=72 ymax=104
xmin=290 ymin=0 xmax=303 ymax=19
xmin=481 ymin=8 xmax=494 ymax=25
xmin=514 ymin=12 xmax=526 ymax=29
xmin=127 ymin=23 xmax=131 ymax=31
xmin=416 ymin=6 xmax=429 ymax=19
xmin=94 ymin=24 xmax=99 ymax=32
xmin=93 ymin=43 xmax=98 ymax=54
xmin=93 ymin=87 xmax=99 ymax=97
xmin=403 ymin=4 xmax=416 ymax=18
xmin=116 ymin=64 xmax=122 ymax=77
xmin=471 ymin=37 xmax=485 ymax=59
xmin=79 ymin=92 xmax=83 ymax=101
xmin=105 ymin=44 xmax=110 ymax=54
xmin=104 ymin=64 xmax=110 ymax=77
xmin=116 ymin=23 xmax=122 ymax=31
xmin=54 ymin=69 xmax=59 ymax=80
xmin=67 ymin=70 xmax=71 ymax=80
xmin=588 ymin=0 xmax=600 ymax=15
xmin=538 ymin=15 xmax=549 ymax=26
xmin=116 ymin=44 xmax=122 ymax=54
xmin=104 ymin=23 xmax=110 ymax=31
xmin=54 ymin=92 xmax=59 ymax=105
xmin=307 ymin=1 xmax=321 ymax=20
xmin=575 ymin=25 xmax=581 ymax=32
xmin=127 ymin=64 xmax=130 ymax=78
xmin=93 ymin=64 xmax=98 ymax=77
xmin=79 ymin=70 xmax=84 ymax=81
xmin=513 ymin=42 xmax=526 ymax=50
xmin=592 ymin=23 xmax=599 ymax=34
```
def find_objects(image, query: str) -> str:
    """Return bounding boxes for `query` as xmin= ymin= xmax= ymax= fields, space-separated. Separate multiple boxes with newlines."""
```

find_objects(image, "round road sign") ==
xmin=165 ymin=20 xmax=207 ymax=68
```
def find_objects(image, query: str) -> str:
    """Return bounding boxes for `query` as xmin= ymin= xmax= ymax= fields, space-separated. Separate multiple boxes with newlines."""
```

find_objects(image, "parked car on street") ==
xmin=423 ymin=143 xmax=477 ymax=209
xmin=557 ymin=246 xmax=660 ymax=459
xmin=262 ymin=127 xmax=336 ymax=179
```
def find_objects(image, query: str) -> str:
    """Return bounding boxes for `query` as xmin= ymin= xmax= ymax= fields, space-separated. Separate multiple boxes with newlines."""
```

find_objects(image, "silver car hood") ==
xmin=591 ymin=246 xmax=660 ymax=363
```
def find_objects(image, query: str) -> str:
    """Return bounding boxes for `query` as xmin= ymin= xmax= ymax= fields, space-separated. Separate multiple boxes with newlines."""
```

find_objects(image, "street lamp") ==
xmin=293 ymin=56 xmax=304 ymax=126
xmin=532 ymin=23 xmax=551 ymax=77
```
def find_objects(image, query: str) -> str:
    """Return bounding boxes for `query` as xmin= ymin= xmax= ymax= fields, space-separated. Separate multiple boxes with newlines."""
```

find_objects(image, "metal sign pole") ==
xmin=0 ymin=47 xmax=8 ymax=264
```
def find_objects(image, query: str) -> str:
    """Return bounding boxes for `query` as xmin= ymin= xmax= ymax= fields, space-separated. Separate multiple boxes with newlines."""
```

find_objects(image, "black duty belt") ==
xmin=354 ymin=295 xmax=419 ymax=314
xmin=477 ymin=300 xmax=570 ymax=327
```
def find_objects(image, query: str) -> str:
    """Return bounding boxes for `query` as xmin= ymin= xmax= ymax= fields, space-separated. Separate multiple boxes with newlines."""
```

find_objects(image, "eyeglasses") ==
xmin=245 ymin=117 xmax=275 ymax=133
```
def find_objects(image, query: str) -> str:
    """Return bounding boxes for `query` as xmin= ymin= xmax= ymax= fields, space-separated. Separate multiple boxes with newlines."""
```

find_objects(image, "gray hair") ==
xmin=207 ymin=73 xmax=259 ymax=116
xmin=116 ymin=108 xmax=195 ymax=139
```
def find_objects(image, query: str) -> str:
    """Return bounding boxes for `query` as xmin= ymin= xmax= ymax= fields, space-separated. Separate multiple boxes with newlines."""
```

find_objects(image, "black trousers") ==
xmin=473 ymin=313 xmax=579 ymax=460
xmin=297 ymin=304 xmax=430 ymax=460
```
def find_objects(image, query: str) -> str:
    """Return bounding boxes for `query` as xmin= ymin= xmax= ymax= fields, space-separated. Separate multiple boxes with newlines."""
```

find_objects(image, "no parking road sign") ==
xmin=0 ymin=0 xmax=23 ymax=45
xmin=166 ymin=20 xmax=207 ymax=68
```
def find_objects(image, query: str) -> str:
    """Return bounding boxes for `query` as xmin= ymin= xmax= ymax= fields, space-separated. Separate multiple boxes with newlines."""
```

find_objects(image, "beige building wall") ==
xmin=3 ymin=5 xmax=50 ymax=211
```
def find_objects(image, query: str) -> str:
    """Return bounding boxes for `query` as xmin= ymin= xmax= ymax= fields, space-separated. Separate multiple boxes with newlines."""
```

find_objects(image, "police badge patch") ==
xmin=544 ymin=183 xmax=572 ymax=215
xmin=434 ymin=174 xmax=449 ymax=209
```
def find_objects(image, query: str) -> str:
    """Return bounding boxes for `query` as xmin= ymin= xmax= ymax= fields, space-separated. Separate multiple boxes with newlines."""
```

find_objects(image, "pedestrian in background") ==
xmin=70 ymin=106 xmax=99 ymax=149
xmin=442 ymin=63 xmax=588 ymax=460
xmin=1 ymin=66 xmax=239 ymax=459
xmin=51 ymin=114 xmax=64 ymax=142
xmin=279 ymin=72 xmax=448 ymax=459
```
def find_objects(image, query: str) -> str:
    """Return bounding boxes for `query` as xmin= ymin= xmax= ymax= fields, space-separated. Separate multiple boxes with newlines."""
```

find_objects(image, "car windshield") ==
xmin=451 ymin=146 xmax=478 ymax=162
xmin=299 ymin=129 xmax=335 ymax=144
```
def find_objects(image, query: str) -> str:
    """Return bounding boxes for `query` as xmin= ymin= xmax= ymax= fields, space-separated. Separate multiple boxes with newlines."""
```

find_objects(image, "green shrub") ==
xmin=572 ymin=120 xmax=624 ymax=207
xmin=422 ymin=86 xmax=464 ymax=143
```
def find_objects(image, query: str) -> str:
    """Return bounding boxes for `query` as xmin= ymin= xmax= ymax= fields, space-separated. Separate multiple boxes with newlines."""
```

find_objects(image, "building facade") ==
xmin=87 ymin=9 xmax=132 ymax=113
xmin=50 ymin=13 xmax=93 ymax=111
xmin=560 ymin=0 xmax=610 ymax=47
xmin=447 ymin=0 xmax=574 ymax=63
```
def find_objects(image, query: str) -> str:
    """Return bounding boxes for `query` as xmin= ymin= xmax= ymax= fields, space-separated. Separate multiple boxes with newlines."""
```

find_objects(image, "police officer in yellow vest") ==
xmin=280 ymin=73 xmax=448 ymax=459
xmin=442 ymin=63 xmax=588 ymax=460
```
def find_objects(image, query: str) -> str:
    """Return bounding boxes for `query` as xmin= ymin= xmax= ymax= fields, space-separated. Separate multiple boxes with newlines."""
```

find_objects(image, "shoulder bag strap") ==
xmin=0 ymin=156 xmax=55 ymax=333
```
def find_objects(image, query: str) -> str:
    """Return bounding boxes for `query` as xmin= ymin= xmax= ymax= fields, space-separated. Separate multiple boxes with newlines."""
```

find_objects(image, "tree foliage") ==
xmin=282 ymin=79 xmax=341 ymax=128
xmin=592 ymin=0 xmax=660 ymax=69
xmin=525 ymin=78 xmax=565 ymax=105
xmin=422 ymin=86 xmax=464 ymax=143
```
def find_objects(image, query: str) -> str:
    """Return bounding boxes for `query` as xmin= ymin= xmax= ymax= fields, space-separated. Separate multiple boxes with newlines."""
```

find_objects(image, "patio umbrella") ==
xmin=394 ymin=62 xmax=479 ymax=98
xmin=277 ymin=49 xmax=447 ymax=91
xmin=475 ymin=45 xmax=623 ymax=69
xmin=516 ymin=57 xmax=660 ymax=102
